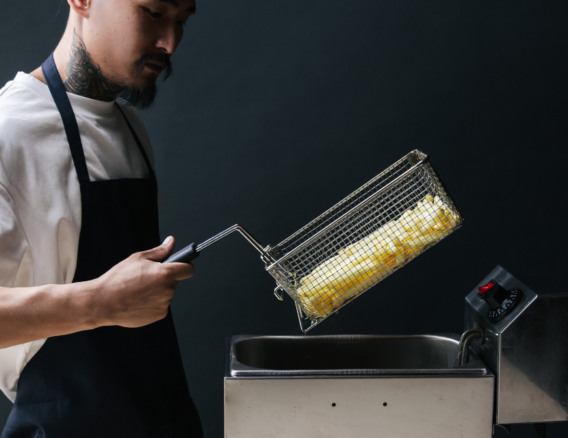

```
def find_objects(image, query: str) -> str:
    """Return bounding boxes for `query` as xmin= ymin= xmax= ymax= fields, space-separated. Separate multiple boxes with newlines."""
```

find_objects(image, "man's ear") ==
xmin=68 ymin=0 xmax=91 ymax=19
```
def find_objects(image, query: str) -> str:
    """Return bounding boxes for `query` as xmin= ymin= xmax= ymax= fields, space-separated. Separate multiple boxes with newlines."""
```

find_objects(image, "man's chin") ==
xmin=117 ymin=63 xmax=171 ymax=109
xmin=117 ymin=82 xmax=157 ymax=109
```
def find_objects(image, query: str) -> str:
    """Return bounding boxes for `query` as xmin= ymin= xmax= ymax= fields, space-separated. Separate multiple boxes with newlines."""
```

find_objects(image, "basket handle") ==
xmin=163 ymin=242 xmax=200 ymax=264
xmin=162 ymin=224 xmax=272 ymax=265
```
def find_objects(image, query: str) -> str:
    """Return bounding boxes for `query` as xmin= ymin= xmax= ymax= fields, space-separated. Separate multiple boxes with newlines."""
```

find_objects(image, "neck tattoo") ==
xmin=65 ymin=30 xmax=123 ymax=101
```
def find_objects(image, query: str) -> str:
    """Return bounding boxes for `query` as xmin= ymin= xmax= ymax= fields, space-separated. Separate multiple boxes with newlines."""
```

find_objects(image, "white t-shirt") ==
xmin=0 ymin=72 xmax=155 ymax=402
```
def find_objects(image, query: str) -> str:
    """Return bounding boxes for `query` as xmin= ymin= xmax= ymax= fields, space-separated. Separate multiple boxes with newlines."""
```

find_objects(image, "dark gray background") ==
xmin=0 ymin=0 xmax=567 ymax=437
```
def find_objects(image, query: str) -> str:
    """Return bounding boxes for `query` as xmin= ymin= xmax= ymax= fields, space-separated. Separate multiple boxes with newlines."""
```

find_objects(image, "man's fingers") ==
xmin=143 ymin=236 xmax=175 ymax=262
xmin=140 ymin=236 xmax=195 ymax=280
xmin=164 ymin=262 xmax=195 ymax=281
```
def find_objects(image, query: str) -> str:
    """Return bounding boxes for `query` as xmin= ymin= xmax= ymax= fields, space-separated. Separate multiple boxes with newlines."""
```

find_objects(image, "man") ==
xmin=0 ymin=0 xmax=201 ymax=436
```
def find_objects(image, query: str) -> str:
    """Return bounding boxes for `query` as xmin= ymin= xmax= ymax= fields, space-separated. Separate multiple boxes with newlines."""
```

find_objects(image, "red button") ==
xmin=478 ymin=281 xmax=495 ymax=296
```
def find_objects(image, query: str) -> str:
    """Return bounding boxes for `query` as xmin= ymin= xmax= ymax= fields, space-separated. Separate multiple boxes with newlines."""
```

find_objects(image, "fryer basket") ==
xmin=264 ymin=150 xmax=462 ymax=332
xmin=165 ymin=150 xmax=462 ymax=333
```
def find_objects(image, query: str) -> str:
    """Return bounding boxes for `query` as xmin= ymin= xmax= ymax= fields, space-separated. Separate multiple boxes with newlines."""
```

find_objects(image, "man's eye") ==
xmin=177 ymin=19 xmax=187 ymax=27
xmin=145 ymin=8 xmax=162 ymax=19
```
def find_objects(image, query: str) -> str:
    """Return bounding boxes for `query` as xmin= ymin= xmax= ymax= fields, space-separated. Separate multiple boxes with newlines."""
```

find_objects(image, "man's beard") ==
xmin=117 ymin=54 xmax=172 ymax=109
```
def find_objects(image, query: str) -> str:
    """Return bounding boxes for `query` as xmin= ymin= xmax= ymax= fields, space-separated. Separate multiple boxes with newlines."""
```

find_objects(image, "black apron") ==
xmin=2 ymin=54 xmax=203 ymax=438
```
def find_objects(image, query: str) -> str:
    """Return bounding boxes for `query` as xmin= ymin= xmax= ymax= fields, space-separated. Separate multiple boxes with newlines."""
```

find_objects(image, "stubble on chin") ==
xmin=118 ymin=55 xmax=173 ymax=109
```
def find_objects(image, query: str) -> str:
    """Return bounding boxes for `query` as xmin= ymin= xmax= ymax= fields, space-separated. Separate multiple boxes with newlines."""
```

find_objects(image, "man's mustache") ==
xmin=136 ymin=53 xmax=173 ymax=80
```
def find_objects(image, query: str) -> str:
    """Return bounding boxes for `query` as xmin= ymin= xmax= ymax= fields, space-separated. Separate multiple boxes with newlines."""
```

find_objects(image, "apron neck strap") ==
xmin=41 ymin=53 xmax=155 ymax=183
xmin=41 ymin=53 xmax=90 ymax=185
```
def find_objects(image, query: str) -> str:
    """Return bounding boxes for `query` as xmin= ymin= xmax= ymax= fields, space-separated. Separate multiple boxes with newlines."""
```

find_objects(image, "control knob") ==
xmin=478 ymin=280 xmax=523 ymax=322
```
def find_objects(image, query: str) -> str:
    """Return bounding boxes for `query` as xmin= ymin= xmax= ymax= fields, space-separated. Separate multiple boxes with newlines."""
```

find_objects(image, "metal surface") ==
xmin=465 ymin=266 xmax=568 ymax=424
xmin=195 ymin=224 xmax=272 ymax=262
xmin=456 ymin=325 xmax=484 ymax=366
xmin=230 ymin=334 xmax=487 ymax=377
xmin=225 ymin=351 xmax=494 ymax=438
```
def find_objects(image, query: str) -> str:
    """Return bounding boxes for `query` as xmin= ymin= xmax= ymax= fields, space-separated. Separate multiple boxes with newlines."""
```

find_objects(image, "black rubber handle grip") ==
xmin=163 ymin=242 xmax=200 ymax=264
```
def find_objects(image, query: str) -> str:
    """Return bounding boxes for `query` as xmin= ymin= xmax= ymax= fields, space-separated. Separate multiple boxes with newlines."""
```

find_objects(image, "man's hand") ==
xmin=91 ymin=236 xmax=194 ymax=328
xmin=0 ymin=237 xmax=193 ymax=349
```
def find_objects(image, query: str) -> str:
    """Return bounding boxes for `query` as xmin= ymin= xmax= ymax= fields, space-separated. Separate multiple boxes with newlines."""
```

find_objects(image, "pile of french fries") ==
xmin=296 ymin=194 xmax=460 ymax=319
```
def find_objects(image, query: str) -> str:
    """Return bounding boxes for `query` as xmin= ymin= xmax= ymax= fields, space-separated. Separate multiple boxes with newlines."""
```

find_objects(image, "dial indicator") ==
xmin=487 ymin=288 xmax=523 ymax=322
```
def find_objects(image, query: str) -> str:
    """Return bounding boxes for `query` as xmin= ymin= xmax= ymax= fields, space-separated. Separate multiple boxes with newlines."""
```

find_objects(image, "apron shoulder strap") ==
xmin=114 ymin=104 xmax=154 ymax=176
xmin=41 ymin=53 xmax=90 ymax=185
xmin=41 ymin=54 xmax=154 ymax=181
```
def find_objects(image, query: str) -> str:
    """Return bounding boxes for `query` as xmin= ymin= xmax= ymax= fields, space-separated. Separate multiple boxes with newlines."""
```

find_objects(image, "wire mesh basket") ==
xmin=263 ymin=149 xmax=462 ymax=332
xmin=165 ymin=149 xmax=462 ymax=332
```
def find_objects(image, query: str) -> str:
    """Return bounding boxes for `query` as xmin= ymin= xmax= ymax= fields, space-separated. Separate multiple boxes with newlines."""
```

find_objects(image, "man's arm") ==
xmin=0 ymin=237 xmax=193 ymax=349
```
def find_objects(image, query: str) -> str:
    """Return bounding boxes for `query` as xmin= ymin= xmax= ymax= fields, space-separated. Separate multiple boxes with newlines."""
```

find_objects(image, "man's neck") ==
xmin=64 ymin=30 xmax=122 ymax=101
xmin=30 ymin=29 xmax=122 ymax=102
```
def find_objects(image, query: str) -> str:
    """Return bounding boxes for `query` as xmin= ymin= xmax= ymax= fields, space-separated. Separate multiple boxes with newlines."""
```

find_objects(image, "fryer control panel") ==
xmin=465 ymin=266 xmax=537 ymax=332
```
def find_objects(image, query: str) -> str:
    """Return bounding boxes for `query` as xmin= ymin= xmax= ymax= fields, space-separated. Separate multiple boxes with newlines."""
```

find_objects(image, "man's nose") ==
xmin=156 ymin=25 xmax=180 ymax=54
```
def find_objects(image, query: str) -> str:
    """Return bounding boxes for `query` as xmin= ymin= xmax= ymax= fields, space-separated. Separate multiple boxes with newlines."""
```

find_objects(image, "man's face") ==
xmin=84 ymin=0 xmax=195 ymax=107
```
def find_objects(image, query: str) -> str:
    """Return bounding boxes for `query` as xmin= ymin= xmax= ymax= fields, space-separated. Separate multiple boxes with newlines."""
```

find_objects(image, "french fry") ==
xmin=297 ymin=194 xmax=460 ymax=319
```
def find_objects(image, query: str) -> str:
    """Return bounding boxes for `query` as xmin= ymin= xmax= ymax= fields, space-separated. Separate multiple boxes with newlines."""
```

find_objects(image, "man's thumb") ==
xmin=144 ymin=236 xmax=174 ymax=262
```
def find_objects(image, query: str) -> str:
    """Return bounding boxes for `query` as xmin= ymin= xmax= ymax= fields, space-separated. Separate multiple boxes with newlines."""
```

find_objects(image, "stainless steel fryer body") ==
xmin=225 ymin=376 xmax=494 ymax=438
xmin=225 ymin=334 xmax=494 ymax=438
